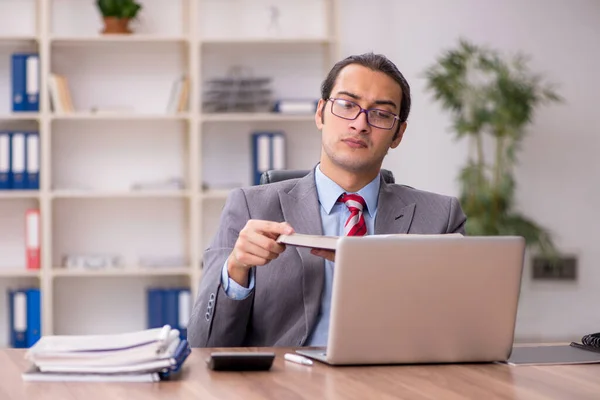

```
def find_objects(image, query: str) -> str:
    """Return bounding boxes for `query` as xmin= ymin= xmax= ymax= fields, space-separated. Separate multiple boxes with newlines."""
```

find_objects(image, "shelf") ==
xmin=0 ymin=191 xmax=40 ymax=199
xmin=0 ymin=113 xmax=41 ymax=121
xmin=52 ymin=267 xmax=192 ymax=278
xmin=201 ymin=113 xmax=315 ymax=123
xmin=201 ymin=189 xmax=233 ymax=200
xmin=50 ymin=35 xmax=189 ymax=46
xmin=0 ymin=35 xmax=38 ymax=44
xmin=51 ymin=190 xmax=191 ymax=199
xmin=0 ymin=0 xmax=339 ymax=338
xmin=200 ymin=37 xmax=332 ymax=46
xmin=50 ymin=113 xmax=190 ymax=122
xmin=0 ymin=268 xmax=40 ymax=278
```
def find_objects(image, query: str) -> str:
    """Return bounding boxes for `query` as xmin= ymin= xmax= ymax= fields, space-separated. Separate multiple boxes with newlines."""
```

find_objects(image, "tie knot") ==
xmin=339 ymin=193 xmax=366 ymax=212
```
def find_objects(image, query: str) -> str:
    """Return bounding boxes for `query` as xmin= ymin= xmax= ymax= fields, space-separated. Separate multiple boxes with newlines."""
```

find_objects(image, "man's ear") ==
xmin=390 ymin=122 xmax=407 ymax=149
xmin=315 ymin=99 xmax=326 ymax=130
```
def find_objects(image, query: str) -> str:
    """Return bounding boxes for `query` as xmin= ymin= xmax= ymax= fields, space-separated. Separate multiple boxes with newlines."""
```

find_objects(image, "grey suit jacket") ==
xmin=188 ymin=169 xmax=466 ymax=348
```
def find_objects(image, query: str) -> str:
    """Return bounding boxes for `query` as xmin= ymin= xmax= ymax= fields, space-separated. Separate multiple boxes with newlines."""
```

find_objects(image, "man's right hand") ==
xmin=227 ymin=220 xmax=294 ymax=287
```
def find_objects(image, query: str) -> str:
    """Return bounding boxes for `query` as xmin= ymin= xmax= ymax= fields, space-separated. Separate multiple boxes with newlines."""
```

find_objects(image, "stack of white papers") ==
xmin=22 ymin=325 xmax=191 ymax=382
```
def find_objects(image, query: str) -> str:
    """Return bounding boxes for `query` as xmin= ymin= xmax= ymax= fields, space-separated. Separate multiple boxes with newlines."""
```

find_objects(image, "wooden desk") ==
xmin=2 ymin=347 xmax=600 ymax=400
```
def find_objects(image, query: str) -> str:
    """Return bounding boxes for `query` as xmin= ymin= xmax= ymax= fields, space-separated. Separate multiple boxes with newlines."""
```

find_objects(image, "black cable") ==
xmin=581 ymin=332 xmax=600 ymax=348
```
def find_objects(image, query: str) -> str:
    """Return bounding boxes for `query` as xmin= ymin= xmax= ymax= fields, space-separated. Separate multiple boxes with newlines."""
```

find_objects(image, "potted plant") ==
xmin=424 ymin=39 xmax=562 ymax=259
xmin=96 ymin=0 xmax=143 ymax=34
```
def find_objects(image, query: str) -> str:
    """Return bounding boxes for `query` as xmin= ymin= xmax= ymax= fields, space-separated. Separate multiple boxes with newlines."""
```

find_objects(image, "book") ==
xmin=277 ymin=233 xmax=339 ymax=250
xmin=276 ymin=233 xmax=465 ymax=251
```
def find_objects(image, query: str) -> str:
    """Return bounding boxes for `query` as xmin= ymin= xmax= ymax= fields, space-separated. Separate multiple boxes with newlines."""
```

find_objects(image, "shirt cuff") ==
xmin=221 ymin=260 xmax=255 ymax=300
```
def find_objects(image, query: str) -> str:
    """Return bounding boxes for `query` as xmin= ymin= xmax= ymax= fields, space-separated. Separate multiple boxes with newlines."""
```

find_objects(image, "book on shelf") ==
xmin=0 ymin=130 xmax=41 ymax=191
xmin=272 ymin=99 xmax=318 ymax=114
xmin=251 ymin=131 xmax=286 ymax=185
xmin=8 ymin=287 xmax=41 ymax=349
xmin=48 ymin=73 xmax=74 ymax=113
xmin=22 ymin=325 xmax=191 ymax=382
xmin=166 ymin=75 xmax=190 ymax=114
xmin=276 ymin=232 xmax=465 ymax=251
xmin=25 ymin=209 xmax=40 ymax=269
xmin=146 ymin=287 xmax=191 ymax=340
xmin=11 ymin=53 xmax=39 ymax=112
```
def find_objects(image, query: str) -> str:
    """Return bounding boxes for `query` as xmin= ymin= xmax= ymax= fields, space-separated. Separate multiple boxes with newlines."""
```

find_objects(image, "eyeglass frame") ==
xmin=326 ymin=97 xmax=402 ymax=130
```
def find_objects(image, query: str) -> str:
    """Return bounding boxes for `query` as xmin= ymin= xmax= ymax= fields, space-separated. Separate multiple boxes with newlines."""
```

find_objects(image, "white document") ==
xmin=26 ymin=325 xmax=176 ymax=356
xmin=22 ymin=367 xmax=160 ymax=382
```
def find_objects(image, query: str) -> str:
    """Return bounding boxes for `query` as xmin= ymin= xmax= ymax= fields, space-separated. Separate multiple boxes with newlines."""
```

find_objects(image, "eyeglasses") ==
xmin=327 ymin=98 xmax=400 ymax=130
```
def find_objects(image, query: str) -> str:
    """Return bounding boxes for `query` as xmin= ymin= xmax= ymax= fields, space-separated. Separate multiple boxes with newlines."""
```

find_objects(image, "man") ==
xmin=188 ymin=53 xmax=466 ymax=348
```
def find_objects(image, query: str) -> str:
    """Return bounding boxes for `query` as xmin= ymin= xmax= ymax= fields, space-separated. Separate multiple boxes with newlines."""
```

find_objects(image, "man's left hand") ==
xmin=311 ymin=248 xmax=335 ymax=262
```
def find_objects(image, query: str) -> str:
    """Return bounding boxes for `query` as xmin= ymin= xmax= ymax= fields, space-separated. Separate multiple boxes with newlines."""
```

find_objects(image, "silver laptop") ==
xmin=297 ymin=235 xmax=525 ymax=365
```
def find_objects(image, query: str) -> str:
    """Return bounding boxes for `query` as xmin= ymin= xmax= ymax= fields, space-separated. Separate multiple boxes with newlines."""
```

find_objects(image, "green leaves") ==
xmin=425 ymin=38 xmax=563 ymax=258
xmin=96 ymin=0 xmax=142 ymax=19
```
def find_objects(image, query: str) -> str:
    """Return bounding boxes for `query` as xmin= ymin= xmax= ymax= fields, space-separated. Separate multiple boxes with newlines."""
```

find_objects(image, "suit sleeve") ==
xmin=187 ymin=188 xmax=255 ymax=348
xmin=447 ymin=196 xmax=467 ymax=235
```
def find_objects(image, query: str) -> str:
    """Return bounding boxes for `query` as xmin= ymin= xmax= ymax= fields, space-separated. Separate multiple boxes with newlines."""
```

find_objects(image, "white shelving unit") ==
xmin=0 ymin=0 xmax=339 ymax=344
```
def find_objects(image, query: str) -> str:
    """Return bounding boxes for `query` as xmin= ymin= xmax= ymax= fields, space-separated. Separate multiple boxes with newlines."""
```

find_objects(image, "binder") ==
xmin=147 ymin=288 xmax=165 ymax=329
xmin=158 ymin=339 xmax=191 ymax=379
xmin=251 ymin=132 xmax=272 ymax=185
xmin=26 ymin=288 xmax=41 ymax=347
xmin=26 ymin=132 xmax=40 ymax=190
xmin=0 ymin=131 xmax=10 ymax=190
xmin=25 ymin=209 xmax=41 ymax=270
xmin=271 ymin=132 xmax=286 ymax=170
xmin=9 ymin=290 xmax=28 ymax=348
xmin=163 ymin=289 xmax=179 ymax=335
xmin=177 ymin=289 xmax=191 ymax=340
xmin=11 ymin=132 xmax=26 ymax=189
xmin=11 ymin=54 xmax=28 ymax=112
xmin=25 ymin=55 xmax=40 ymax=111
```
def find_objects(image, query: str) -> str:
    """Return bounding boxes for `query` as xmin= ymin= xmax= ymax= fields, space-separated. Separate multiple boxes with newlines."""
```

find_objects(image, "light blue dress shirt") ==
xmin=220 ymin=164 xmax=380 ymax=346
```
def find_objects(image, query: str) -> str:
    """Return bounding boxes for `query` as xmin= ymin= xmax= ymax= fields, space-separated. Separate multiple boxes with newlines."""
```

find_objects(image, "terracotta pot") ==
xmin=102 ymin=17 xmax=132 ymax=34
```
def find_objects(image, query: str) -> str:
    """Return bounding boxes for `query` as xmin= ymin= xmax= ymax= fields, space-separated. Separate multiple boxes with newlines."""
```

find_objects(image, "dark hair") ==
xmin=320 ymin=52 xmax=411 ymax=137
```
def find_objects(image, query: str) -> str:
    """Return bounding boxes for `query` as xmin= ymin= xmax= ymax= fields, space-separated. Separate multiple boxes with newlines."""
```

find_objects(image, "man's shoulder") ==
xmin=227 ymin=179 xmax=303 ymax=206
xmin=239 ymin=178 xmax=301 ymax=196
xmin=386 ymin=183 xmax=458 ymax=205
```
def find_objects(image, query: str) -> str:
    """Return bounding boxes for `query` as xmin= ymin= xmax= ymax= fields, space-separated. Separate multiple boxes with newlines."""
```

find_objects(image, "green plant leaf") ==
xmin=96 ymin=0 xmax=142 ymax=19
xmin=424 ymin=38 xmax=562 ymax=255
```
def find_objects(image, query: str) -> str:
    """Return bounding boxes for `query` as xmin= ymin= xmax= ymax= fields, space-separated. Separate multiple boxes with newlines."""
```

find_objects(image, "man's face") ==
xmin=315 ymin=64 xmax=407 ymax=176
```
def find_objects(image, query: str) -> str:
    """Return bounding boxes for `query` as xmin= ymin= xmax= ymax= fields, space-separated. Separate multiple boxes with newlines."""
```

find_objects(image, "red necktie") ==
xmin=339 ymin=193 xmax=367 ymax=236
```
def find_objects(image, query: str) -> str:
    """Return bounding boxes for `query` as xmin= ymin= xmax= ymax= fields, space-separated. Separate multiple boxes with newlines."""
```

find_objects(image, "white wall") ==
xmin=339 ymin=0 xmax=600 ymax=341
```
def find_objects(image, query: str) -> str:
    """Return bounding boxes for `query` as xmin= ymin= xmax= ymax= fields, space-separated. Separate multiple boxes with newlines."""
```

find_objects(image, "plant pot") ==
xmin=101 ymin=17 xmax=132 ymax=34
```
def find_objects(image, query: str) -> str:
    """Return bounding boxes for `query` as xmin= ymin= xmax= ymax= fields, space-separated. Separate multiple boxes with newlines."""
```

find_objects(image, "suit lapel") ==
xmin=278 ymin=169 xmax=324 ymax=343
xmin=374 ymin=179 xmax=416 ymax=234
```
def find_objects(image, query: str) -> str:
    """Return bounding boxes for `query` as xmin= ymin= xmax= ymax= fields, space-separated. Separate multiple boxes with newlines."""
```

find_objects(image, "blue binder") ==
xmin=11 ymin=54 xmax=28 ymax=112
xmin=10 ymin=132 xmax=26 ymax=190
xmin=8 ymin=290 xmax=28 ymax=348
xmin=251 ymin=131 xmax=286 ymax=185
xmin=158 ymin=339 xmax=192 ymax=380
xmin=163 ymin=289 xmax=179 ymax=334
xmin=176 ymin=288 xmax=191 ymax=340
xmin=26 ymin=288 xmax=41 ymax=347
xmin=25 ymin=54 xmax=40 ymax=112
xmin=0 ymin=131 xmax=10 ymax=190
xmin=25 ymin=132 xmax=40 ymax=190
xmin=251 ymin=132 xmax=273 ymax=185
xmin=147 ymin=288 xmax=165 ymax=329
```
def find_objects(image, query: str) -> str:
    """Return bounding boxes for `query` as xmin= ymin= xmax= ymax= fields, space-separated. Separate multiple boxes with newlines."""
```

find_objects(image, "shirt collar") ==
xmin=314 ymin=164 xmax=380 ymax=218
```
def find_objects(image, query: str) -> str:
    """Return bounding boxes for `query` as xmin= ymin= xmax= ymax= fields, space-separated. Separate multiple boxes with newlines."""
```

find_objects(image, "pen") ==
xmin=284 ymin=353 xmax=313 ymax=366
